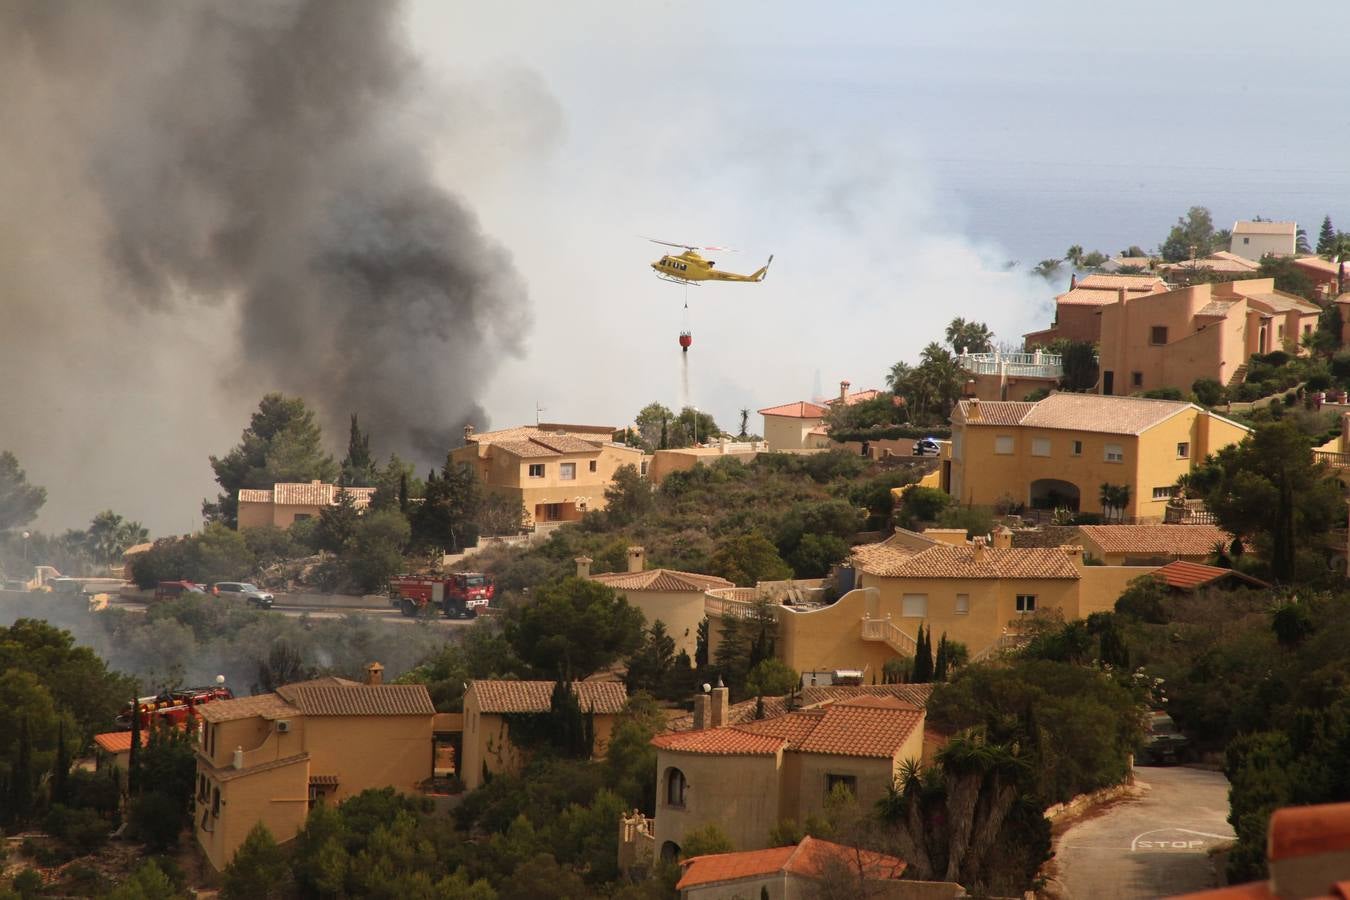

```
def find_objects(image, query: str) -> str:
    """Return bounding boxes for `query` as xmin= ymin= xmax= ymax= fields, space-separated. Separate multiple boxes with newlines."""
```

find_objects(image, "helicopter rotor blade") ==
xmin=645 ymin=237 xmax=739 ymax=252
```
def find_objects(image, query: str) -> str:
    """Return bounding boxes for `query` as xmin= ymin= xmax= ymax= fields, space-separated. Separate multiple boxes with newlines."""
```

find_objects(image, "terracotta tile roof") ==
xmin=828 ymin=388 xmax=882 ymax=406
xmin=489 ymin=439 xmax=558 ymax=459
xmin=1022 ymin=393 xmax=1195 ymax=435
xmin=528 ymin=433 xmax=602 ymax=454
xmin=469 ymin=680 xmax=628 ymax=715
xmin=850 ymin=541 xmax=923 ymax=572
xmin=1056 ymin=287 xmax=1129 ymax=306
xmin=1233 ymin=220 xmax=1295 ymax=235
xmin=239 ymin=483 xmax=376 ymax=508
xmin=1077 ymin=524 xmax=1231 ymax=556
xmin=1292 ymin=255 xmax=1340 ymax=275
xmin=589 ymin=568 xmax=734 ymax=592
xmin=308 ymin=774 xmax=339 ymax=786
xmin=852 ymin=543 xmax=1080 ymax=579
xmin=656 ymin=695 xmax=923 ymax=759
xmin=758 ymin=401 xmax=829 ymax=418
xmin=196 ymin=693 xmax=297 ymax=723
xmin=275 ymin=684 xmax=434 ymax=716
xmin=1268 ymin=801 xmax=1350 ymax=863
xmin=1152 ymin=560 xmax=1270 ymax=591
xmin=651 ymin=726 xmax=787 ymax=756
xmin=469 ymin=424 xmax=613 ymax=445
xmin=1076 ymin=273 xmax=1168 ymax=291
xmin=952 ymin=399 xmax=1037 ymax=426
xmin=1241 ymin=291 xmax=1321 ymax=315
xmin=1164 ymin=252 xmax=1261 ymax=275
xmin=665 ymin=684 xmax=935 ymax=732
xmin=94 ymin=731 xmax=147 ymax=754
xmin=882 ymin=528 xmax=939 ymax=551
xmin=1011 ymin=525 xmax=1081 ymax=549
xmin=677 ymin=836 xmax=906 ymax=890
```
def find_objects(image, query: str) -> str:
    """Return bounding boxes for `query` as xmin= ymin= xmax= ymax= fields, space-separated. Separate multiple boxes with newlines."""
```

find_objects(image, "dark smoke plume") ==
xmin=0 ymin=1 xmax=530 ymax=519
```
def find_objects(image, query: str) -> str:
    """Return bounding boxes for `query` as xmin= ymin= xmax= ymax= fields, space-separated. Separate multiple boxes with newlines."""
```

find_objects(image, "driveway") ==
xmin=1055 ymin=766 xmax=1235 ymax=900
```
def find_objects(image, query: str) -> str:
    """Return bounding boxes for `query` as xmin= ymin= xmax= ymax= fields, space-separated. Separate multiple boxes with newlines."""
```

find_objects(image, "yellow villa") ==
xmin=704 ymin=528 xmax=1156 ymax=674
xmin=651 ymin=686 xmax=925 ymax=858
xmin=1096 ymin=277 xmax=1320 ymax=396
xmin=460 ymin=680 xmax=628 ymax=791
xmin=584 ymin=548 xmax=733 ymax=660
xmin=237 ymin=481 xmax=376 ymax=529
xmin=450 ymin=423 xmax=643 ymax=526
xmin=194 ymin=665 xmax=445 ymax=871
xmin=949 ymin=393 xmax=1249 ymax=522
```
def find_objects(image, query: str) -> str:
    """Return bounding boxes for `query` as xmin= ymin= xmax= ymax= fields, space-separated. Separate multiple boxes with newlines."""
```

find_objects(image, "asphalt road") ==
xmin=1056 ymin=766 xmax=1235 ymax=900
xmin=103 ymin=597 xmax=474 ymax=627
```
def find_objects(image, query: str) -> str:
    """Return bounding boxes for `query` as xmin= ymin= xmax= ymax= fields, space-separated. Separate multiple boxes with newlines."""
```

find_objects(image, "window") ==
xmin=955 ymin=593 xmax=970 ymax=615
xmin=559 ymin=462 xmax=576 ymax=481
xmin=1104 ymin=443 xmax=1124 ymax=462
xmin=994 ymin=435 xmax=1014 ymax=455
xmin=640 ymin=460 xmax=649 ymax=476
xmin=588 ymin=460 xmax=597 ymax=473
xmin=212 ymin=786 xmax=221 ymax=817
xmin=1150 ymin=326 xmax=1168 ymax=345
xmin=901 ymin=593 xmax=928 ymax=617
xmin=1152 ymin=486 xmax=1172 ymax=500
xmin=1278 ymin=324 xmax=1285 ymax=340
xmin=1176 ymin=442 xmax=1190 ymax=459
xmin=1031 ymin=438 xmax=1050 ymax=457
xmin=1132 ymin=372 xmax=1143 ymax=388
xmin=528 ymin=463 xmax=545 ymax=478
xmin=1304 ymin=323 xmax=1313 ymax=336
xmin=1243 ymin=236 xmax=1250 ymax=245
xmin=1071 ymin=440 xmax=1083 ymax=457
xmin=665 ymin=768 xmax=687 ymax=808
xmin=825 ymin=773 xmax=858 ymax=798
xmin=292 ymin=513 xmax=311 ymax=522
xmin=1015 ymin=594 xmax=1037 ymax=614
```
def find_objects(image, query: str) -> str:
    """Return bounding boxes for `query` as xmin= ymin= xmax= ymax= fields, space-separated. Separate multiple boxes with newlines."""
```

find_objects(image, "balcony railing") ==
xmin=957 ymin=350 xmax=1063 ymax=380
xmin=859 ymin=615 xmax=918 ymax=655
xmin=704 ymin=590 xmax=778 ymax=621
xmin=1315 ymin=450 xmax=1350 ymax=469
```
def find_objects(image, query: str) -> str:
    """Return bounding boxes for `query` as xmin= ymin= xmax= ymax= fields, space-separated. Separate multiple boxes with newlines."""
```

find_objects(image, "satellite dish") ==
xmin=215 ymin=675 xmax=226 ymax=685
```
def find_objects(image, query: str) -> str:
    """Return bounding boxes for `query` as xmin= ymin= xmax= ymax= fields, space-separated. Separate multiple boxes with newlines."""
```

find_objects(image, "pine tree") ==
xmin=1319 ymin=216 xmax=1337 ymax=256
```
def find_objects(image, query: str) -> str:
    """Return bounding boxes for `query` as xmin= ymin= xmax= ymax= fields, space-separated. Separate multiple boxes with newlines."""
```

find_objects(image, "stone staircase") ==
xmin=1226 ymin=363 xmax=1249 ymax=389
xmin=859 ymin=615 xmax=918 ymax=655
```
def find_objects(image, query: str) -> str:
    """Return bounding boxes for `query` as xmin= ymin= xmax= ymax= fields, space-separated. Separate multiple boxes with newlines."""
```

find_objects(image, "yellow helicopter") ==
xmin=648 ymin=239 xmax=773 ymax=285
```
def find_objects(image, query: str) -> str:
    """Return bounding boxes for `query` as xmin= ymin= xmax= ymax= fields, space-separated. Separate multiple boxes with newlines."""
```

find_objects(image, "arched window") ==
xmin=665 ymin=767 xmax=687 ymax=808
xmin=661 ymin=840 xmax=682 ymax=863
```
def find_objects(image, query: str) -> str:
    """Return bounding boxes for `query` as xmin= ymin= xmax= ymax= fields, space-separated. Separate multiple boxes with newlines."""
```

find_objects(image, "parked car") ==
xmin=912 ymin=437 xmax=942 ymax=456
xmin=154 ymin=580 xmax=207 ymax=602
xmin=212 ymin=582 xmax=275 ymax=609
xmin=1138 ymin=710 xmax=1189 ymax=765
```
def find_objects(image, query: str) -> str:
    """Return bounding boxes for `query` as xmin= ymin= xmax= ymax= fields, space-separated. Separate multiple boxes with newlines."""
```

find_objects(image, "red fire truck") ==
xmin=116 ymin=682 xmax=234 ymax=730
xmin=388 ymin=572 xmax=494 ymax=619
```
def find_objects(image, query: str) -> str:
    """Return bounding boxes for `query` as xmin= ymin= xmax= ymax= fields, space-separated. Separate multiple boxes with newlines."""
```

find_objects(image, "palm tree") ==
xmin=1064 ymin=245 xmax=1084 ymax=268
xmin=1033 ymin=259 xmax=1063 ymax=279
xmin=886 ymin=361 xmax=913 ymax=394
xmin=738 ymin=408 xmax=749 ymax=439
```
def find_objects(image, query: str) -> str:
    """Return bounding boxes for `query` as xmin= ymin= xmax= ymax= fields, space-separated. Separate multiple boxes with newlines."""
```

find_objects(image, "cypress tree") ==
xmin=12 ymin=717 xmax=33 ymax=820
xmin=128 ymin=698 xmax=142 ymax=795
xmin=53 ymin=718 xmax=70 ymax=806
xmin=912 ymin=625 xmax=934 ymax=683
xmin=934 ymin=633 xmax=950 ymax=682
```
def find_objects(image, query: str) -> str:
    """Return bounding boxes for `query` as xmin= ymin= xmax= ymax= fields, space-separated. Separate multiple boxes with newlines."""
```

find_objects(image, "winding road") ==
xmin=1056 ymin=766 xmax=1235 ymax=899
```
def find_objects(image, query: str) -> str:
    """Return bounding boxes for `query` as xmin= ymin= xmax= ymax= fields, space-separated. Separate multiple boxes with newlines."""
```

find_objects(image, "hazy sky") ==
xmin=11 ymin=0 xmax=1350 ymax=534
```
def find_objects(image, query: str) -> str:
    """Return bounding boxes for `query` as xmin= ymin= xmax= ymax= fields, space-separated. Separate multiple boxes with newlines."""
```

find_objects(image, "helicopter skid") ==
xmin=654 ymin=272 xmax=700 ymax=286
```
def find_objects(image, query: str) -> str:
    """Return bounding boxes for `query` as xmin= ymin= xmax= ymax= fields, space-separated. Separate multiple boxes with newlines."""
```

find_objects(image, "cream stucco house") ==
xmin=583 ymin=548 xmax=732 ymax=660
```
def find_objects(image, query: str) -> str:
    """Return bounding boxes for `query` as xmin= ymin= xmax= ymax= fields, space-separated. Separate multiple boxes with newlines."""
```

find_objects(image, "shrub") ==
xmin=12 ymin=870 xmax=42 ymax=899
xmin=897 ymin=487 xmax=952 ymax=528
xmin=1192 ymin=378 xmax=1225 ymax=407
xmin=1330 ymin=350 xmax=1350 ymax=380
xmin=1306 ymin=372 xmax=1333 ymax=392
xmin=1141 ymin=388 xmax=1184 ymax=401
xmin=43 ymin=804 xmax=110 ymax=854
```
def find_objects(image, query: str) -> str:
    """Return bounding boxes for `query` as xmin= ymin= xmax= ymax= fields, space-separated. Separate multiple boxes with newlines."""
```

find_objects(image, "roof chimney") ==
xmin=693 ymin=692 xmax=710 ymax=731
xmin=967 ymin=398 xmax=982 ymax=421
xmin=709 ymin=686 xmax=730 ymax=728
xmin=839 ymin=380 xmax=850 ymax=402
xmin=1070 ymin=272 xmax=1077 ymax=290
xmin=364 ymin=662 xmax=384 ymax=686
xmin=463 ymin=424 xmax=475 ymax=445
xmin=575 ymin=556 xmax=593 ymax=579
xmin=972 ymin=536 xmax=987 ymax=562
xmin=1117 ymin=287 xmax=1127 ymax=305
xmin=992 ymin=526 xmax=1013 ymax=550
xmin=627 ymin=546 xmax=646 ymax=574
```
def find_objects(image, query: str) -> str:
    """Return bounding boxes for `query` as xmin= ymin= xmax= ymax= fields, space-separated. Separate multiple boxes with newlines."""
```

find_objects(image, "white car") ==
xmin=213 ymin=582 xmax=275 ymax=609
xmin=912 ymin=438 xmax=942 ymax=456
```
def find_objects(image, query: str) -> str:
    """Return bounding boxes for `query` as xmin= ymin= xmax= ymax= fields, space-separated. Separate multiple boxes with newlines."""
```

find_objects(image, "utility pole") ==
xmin=535 ymin=403 xmax=545 ymax=426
